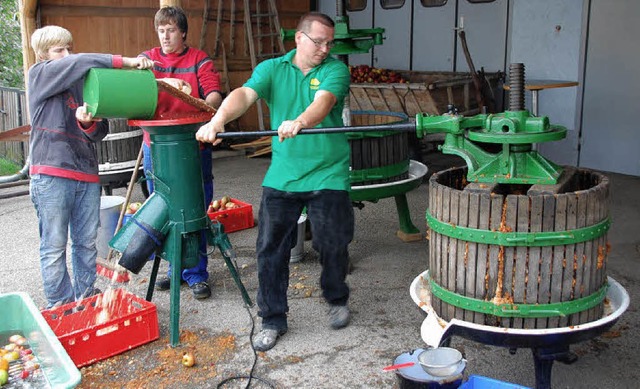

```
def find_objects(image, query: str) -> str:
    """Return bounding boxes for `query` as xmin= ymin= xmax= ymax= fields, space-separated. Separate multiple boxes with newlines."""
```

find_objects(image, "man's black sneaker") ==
xmin=190 ymin=282 xmax=211 ymax=299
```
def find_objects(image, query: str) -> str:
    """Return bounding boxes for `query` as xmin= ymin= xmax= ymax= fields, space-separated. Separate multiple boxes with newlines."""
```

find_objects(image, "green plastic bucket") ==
xmin=83 ymin=68 xmax=157 ymax=119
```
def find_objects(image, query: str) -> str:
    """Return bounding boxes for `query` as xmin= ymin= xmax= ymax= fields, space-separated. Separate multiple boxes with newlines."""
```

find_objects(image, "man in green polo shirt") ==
xmin=196 ymin=12 xmax=353 ymax=351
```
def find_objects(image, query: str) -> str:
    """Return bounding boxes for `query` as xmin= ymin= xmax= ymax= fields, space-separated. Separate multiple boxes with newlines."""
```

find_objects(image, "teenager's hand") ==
xmin=124 ymin=57 xmax=154 ymax=69
xmin=76 ymin=103 xmax=99 ymax=128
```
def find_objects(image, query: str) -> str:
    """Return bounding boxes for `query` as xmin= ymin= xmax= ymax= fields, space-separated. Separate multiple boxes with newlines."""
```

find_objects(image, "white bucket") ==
xmin=290 ymin=213 xmax=307 ymax=263
xmin=96 ymin=196 xmax=126 ymax=259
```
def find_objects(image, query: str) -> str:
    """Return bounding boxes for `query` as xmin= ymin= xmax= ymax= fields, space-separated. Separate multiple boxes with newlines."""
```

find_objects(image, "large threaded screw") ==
xmin=509 ymin=63 xmax=525 ymax=111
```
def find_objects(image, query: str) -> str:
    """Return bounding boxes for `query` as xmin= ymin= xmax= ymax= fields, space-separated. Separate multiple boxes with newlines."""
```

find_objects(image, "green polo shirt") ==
xmin=244 ymin=49 xmax=351 ymax=192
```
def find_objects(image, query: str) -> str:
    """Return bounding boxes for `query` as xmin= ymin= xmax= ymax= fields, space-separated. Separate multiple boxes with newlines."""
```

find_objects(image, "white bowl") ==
xmin=417 ymin=347 xmax=463 ymax=377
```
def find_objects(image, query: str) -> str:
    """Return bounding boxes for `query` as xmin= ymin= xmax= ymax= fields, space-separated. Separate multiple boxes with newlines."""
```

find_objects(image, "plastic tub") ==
xmin=96 ymin=196 xmax=125 ymax=260
xmin=0 ymin=292 xmax=81 ymax=388
xmin=459 ymin=375 xmax=531 ymax=389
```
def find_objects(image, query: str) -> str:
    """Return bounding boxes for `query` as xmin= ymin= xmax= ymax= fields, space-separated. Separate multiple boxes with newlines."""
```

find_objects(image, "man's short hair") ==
xmin=297 ymin=12 xmax=335 ymax=32
xmin=154 ymin=6 xmax=189 ymax=37
xmin=31 ymin=25 xmax=73 ymax=62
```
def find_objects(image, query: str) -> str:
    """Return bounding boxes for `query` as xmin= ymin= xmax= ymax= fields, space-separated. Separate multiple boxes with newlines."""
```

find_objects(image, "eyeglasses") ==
xmin=300 ymin=31 xmax=335 ymax=49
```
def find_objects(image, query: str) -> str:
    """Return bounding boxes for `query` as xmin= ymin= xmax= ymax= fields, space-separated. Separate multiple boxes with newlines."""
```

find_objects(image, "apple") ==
xmin=3 ymin=350 xmax=19 ymax=362
xmin=0 ymin=369 xmax=8 ymax=386
xmin=182 ymin=351 xmax=196 ymax=367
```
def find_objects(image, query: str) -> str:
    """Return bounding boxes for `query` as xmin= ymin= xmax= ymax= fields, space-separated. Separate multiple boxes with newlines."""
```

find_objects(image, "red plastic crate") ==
xmin=207 ymin=198 xmax=255 ymax=233
xmin=41 ymin=288 xmax=159 ymax=367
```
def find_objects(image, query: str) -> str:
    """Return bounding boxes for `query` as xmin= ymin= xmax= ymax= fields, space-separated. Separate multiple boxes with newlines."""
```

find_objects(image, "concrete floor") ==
xmin=0 ymin=150 xmax=638 ymax=388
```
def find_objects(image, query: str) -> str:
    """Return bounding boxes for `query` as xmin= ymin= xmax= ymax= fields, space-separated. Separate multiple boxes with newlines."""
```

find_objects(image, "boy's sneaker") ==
xmin=155 ymin=276 xmax=185 ymax=291
xmin=253 ymin=328 xmax=287 ymax=352
xmin=328 ymin=305 xmax=350 ymax=329
xmin=190 ymin=282 xmax=211 ymax=299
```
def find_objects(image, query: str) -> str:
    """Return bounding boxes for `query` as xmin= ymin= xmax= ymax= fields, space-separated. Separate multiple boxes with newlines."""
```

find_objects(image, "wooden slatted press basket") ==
xmin=427 ymin=166 xmax=610 ymax=329
xmin=349 ymin=111 xmax=410 ymax=186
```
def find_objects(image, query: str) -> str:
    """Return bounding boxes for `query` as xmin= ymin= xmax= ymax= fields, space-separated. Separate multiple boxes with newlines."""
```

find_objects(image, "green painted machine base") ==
xmin=349 ymin=160 xmax=427 ymax=241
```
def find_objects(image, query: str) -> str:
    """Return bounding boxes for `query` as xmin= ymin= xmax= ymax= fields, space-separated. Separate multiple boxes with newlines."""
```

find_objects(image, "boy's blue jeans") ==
xmin=30 ymin=174 xmax=101 ymax=308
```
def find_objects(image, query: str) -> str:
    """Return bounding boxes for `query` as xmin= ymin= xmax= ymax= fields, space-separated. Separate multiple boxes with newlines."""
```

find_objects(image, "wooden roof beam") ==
xmin=19 ymin=0 xmax=38 ymax=84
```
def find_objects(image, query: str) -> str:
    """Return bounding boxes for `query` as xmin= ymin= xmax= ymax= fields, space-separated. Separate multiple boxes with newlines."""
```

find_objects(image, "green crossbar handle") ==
xmin=214 ymin=123 xmax=417 ymax=139
xmin=429 ymin=276 xmax=609 ymax=318
xmin=426 ymin=210 xmax=611 ymax=247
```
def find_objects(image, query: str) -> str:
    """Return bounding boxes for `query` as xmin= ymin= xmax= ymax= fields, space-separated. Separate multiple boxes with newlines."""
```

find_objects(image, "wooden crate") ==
xmin=349 ymin=71 xmax=504 ymax=117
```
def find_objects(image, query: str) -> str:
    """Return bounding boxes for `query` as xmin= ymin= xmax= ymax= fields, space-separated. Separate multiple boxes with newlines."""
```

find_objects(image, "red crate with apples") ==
xmin=207 ymin=197 xmax=255 ymax=233
xmin=41 ymin=289 xmax=159 ymax=368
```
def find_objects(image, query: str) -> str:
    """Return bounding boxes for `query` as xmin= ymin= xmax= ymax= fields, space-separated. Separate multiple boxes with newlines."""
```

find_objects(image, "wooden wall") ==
xmin=33 ymin=0 xmax=310 ymax=130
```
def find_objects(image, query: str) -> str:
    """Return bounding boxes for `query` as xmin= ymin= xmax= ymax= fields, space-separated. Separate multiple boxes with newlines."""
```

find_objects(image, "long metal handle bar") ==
xmin=215 ymin=122 xmax=417 ymax=139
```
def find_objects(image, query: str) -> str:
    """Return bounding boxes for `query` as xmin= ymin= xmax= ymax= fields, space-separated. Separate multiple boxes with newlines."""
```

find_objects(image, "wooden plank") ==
xmin=592 ymin=184 xmax=605 ymax=321
xmin=440 ymin=186 xmax=452 ymax=321
xmin=247 ymin=146 xmax=272 ymax=157
xmin=524 ymin=196 xmax=543 ymax=329
xmin=395 ymin=87 xmax=419 ymax=117
xmin=580 ymin=188 xmax=596 ymax=323
xmin=367 ymin=88 xmax=392 ymax=112
xmin=380 ymin=88 xmax=404 ymax=113
xmin=550 ymin=194 xmax=567 ymax=328
xmin=513 ymin=195 xmax=529 ymax=329
xmin=433 ymin=182 xmax=444 ymax=315
xmin=349 ymin=87 xmax=374 ymax=111
xmin=595 ymin=181 xmax=609 ymax=319
xmin=413 ymin=88 xmax=441 ymax=115
xmin=564 ymin=193 xmax=578 ymax=325
xmin=456 ymin=191 xmax=470 ymax=321
xmin=537 ymin=195 xmax=556 ymax=328
xmin=528 ymin=166 xmax=578 ymax=195
xmin=428 ymin=177 xmax=436 ymax=297
xmin=447 ymin=188 xmax=460 ymax=321
xmin=230 ymin=136 xmax=272 ymax=149
xmin=465 ymin=193 xmax=480 ymax=323
xmin=40 ymin=4 xmax=158 ymax=18
xmin=571 ymin=191 xmax=587 ymax=325
xmin=485 ymin=194 xmax=503 ymax=327
xmin=501 ymin=195 xmax=518 ymax=328
xmin=446 ymin=86 xmax=454 ymax=107
xmin=474 ymin=193 xmax=491 ymax=325
xmin=464 ymin=182 xmax=499 ymax=194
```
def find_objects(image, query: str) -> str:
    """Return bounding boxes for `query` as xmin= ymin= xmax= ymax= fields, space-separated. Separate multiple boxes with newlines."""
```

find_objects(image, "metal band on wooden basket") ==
xmin=350 ymin=160 xmax=410 ymax=184
xmin=426 ymin=210 xmax=611 ymax=247
xmin=428 ymin=275 xmax=609 ymax=318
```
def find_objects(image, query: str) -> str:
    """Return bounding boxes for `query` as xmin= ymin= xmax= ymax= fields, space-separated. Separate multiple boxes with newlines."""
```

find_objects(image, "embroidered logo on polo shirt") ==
xmin=310 ymin=78 xmax=320 ymax=90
